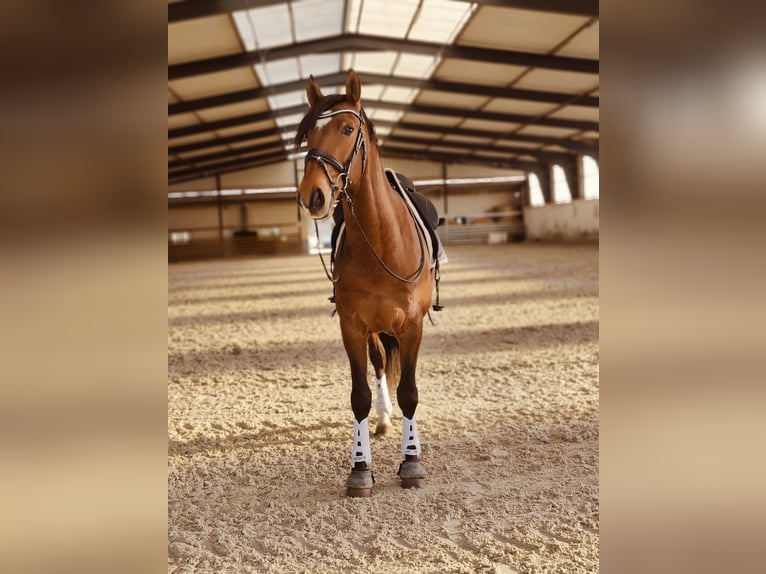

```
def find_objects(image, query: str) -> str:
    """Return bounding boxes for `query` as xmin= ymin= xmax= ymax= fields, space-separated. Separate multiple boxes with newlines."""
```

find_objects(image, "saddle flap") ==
xmin=385 ymin=170 xmax=440 ymax=230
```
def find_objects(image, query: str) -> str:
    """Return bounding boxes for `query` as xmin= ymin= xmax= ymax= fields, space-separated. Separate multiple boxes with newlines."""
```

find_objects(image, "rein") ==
xmin=306 ymin=107 xmax=426 ymax=285
xmin=344 ymin=190 xmax=426 ymax=284
xmin=315 ymin=218 xmax=339 ymax=283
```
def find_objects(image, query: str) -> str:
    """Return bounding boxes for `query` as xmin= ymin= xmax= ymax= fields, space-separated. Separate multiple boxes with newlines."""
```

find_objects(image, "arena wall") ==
xmin=523 ymin=199 xmax=599 ymax=241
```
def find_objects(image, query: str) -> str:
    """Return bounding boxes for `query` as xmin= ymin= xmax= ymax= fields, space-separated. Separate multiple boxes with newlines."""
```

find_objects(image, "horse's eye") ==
xmin=342 ymin=125 xmax=354 ymax=136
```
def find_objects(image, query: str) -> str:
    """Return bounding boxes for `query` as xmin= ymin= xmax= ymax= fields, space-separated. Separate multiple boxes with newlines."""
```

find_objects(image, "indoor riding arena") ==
xmin=168 ymin=1 xmax=599 ymax=573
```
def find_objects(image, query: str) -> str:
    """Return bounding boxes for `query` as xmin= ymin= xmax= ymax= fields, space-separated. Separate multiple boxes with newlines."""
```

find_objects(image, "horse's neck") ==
xmin=345 ymin=152 xmax=409 ymax=241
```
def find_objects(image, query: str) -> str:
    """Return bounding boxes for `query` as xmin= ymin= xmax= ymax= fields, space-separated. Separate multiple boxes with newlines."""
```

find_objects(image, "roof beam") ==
xmin=170 ymin=97 xmax=595 ymax=142
xmin=382 ymin=134 xmax=578 ymax=164
xmin=170 ymin=128 xmax=579 ymax=172
xmin=169 ymin=71 xmax=597 ymax=117
xmin=357 ymin=73 xmax=598 ymax=107
xmin=168 ymin=76 xmax=320 ymax=116
xmin=172 ymin=107 xmax=596 ymax=165
xmin=170 ymin=117 xmax=598 ymax=158
xmin=169 ymin=104 xmax=305 ymax=140
xmin=169 ymin=139 xmax=286 ymax=170
xmin=371 ymin=99 xmax=597 ymax=132
xmin=381 ymin=145 xmax=541 ymax=172
xmin=393 ymin=121 xmax=598 ymax=155
xmin=169 ymin=34 xmax=598 ymax=81
xmin=470 ymin=1 xmax=597 ymax=17
xmin=169 ymin=0 xmax=598 ymax=23
xmin=168 ymin=149 xmax=290 ymax=184
xmin=381 ymin=134 xmax=569 ymax=164
xmin=169 ymin=1 xmax=283 ymax=23
xmin=170 ymin=125 xmax=289 ymax=154
xmin=169 ymin=144 xmax=538 ymax=184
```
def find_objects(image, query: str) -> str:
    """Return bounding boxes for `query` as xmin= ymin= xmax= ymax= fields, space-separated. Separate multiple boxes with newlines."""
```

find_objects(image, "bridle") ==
xmin=304 ymin=107 xmax=368 ymax=214
xmin=304 ymin=106 xmax=425 ymax=285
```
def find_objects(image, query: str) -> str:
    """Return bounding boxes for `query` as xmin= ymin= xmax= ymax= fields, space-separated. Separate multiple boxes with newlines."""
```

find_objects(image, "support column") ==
xmin=561 ymin=157 xmax=583 ymax=200
xmin=535 ymin=164 xmax=553 ymax=204
xmin=441 ymin=163 xmax=448 ymax=216
xmin=216 ymin=174 xmax=224 ymax=257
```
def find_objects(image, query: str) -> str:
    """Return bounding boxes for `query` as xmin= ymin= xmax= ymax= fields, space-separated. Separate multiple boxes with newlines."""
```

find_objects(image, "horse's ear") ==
xmin=306 ymin=75 xmax=323 ymax=107
xmin=346 ymin=70 xmax=361 ymax=106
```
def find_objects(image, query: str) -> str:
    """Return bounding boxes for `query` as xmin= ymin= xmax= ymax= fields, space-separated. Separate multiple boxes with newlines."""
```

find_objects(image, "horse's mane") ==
xmin=294 ymin=93 xmax=377 ymax=151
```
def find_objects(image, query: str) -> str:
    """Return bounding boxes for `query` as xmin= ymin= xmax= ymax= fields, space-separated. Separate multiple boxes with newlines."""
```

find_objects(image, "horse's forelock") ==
xmin=294 ymin=93 xmax=377 ymax=150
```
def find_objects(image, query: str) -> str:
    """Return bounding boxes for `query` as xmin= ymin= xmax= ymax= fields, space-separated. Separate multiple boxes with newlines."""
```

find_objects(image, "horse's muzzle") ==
xmin=308 ymin=186 xmax=325 ymax=214
xmin=297 ymin=185 xmax=332 ymax=220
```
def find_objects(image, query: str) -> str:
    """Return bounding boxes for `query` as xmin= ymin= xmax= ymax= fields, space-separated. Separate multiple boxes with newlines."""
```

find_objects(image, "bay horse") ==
xmin=295 ymin=70 xmax=435 ymax=497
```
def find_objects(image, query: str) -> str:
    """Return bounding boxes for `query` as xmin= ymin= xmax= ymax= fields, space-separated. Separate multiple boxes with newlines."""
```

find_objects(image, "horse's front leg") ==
xmin=397 ymin=323 xmax=427 ymax=489
xmin=340 ymin=321 xmax=374 ymax=497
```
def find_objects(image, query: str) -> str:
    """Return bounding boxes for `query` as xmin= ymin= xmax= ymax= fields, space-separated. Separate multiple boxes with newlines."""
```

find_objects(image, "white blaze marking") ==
xmin=316 ymin=116 xmax=332 ymax=130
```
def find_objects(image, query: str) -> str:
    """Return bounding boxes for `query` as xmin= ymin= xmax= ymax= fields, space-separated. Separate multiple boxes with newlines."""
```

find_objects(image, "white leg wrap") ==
xmin=401 ymin=415 xmax=422 ymax=460
xmin=375 ymin=374 xmax=393 ymax=424
xmin=351 ymin=418 xmax=371 ymax=465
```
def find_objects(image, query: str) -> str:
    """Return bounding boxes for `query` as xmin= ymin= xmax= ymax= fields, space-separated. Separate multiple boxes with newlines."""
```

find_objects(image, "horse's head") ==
xmin=294 ymin=70 xmax=371 ymax=220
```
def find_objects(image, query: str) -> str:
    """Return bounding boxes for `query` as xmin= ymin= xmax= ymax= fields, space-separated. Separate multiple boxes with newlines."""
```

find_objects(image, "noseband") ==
xmin=304 ymin=108 xmax=368 ymax=203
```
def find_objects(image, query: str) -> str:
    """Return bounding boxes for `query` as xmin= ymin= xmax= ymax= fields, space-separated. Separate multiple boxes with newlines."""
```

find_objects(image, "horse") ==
xmin=294 ymin=70 xmax=436 ymax=497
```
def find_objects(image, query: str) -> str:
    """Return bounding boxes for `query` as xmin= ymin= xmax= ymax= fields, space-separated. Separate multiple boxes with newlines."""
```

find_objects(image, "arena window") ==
xmin=583 ymin=155 xmax=600 ymax=199
xmin=528 ymin=173 xmax=545 ymax=207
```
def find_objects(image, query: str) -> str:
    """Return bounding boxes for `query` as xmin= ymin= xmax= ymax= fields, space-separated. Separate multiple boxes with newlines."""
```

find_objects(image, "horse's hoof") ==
xmin=347 ymin=485 xmax=373 ymax=497
xmin=374 ymin=422 xmax=394 ymax=437
xmin=400 ymin=476 xmax=425 ymax=489
xmin=345 ymin=468 xmax=374 ymax=497
xmin=398 ymin=458 xmax=426 ymax=489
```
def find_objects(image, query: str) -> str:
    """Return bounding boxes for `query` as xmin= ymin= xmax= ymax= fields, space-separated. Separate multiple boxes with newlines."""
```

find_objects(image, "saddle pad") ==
xmin=385 ymin=168 xmax=447 ymax=267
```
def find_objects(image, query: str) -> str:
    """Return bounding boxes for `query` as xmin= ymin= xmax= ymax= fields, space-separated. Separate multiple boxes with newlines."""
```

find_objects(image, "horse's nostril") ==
xmin=309 ymin=187 xmax=325 ymax=212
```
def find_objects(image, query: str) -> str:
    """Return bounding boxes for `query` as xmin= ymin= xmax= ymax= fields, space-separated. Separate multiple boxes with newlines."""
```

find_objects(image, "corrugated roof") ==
xmin=168 ymin=0 xmax=598 ymax=186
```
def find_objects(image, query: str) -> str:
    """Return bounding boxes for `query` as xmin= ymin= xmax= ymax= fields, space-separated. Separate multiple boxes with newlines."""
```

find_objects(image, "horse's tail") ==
xmin=379 ymin=332 xmax=400 ymax=398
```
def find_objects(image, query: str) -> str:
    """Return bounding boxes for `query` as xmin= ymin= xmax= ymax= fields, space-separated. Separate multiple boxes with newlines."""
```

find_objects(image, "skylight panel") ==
xmin=268 ymin=90 xmax=305 ymax=111
xmin=408 ymin=0 xmax=476 ymax=44
xmin=342 ymin=52 xmax=355 ymax=72
xmin=350 ymin=51 xmax=399 ymax=75
xmin=381 ymin=86 xmax=418 ymax=104
xmin=298 ymin=53 xmax=341 ymax=79
xmin=232 ymin=4 xmax=292 ymax=52
xmin=347 ymin=0 xmax=362 ymax=34
xmin=365 ymin=107 xmax=404 ymax=123
xmin=354 ymin=0 xmax=420 ymax=38
xmin=255 ymin=58 xmax=301 ymax=86
xmin=293 ymin=0 xmax=344 ymax=42
xmin=360 ymin=84 xmax=386 ymax=101
xmin=394 ymin=53 xmax=439 ymax=78
xmin=276 ymin=112 xmax=305 ymax=128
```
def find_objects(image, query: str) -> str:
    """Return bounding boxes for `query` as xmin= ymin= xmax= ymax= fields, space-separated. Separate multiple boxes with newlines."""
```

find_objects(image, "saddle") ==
xmin=330 ymin=170 xmax=447 ymax=266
